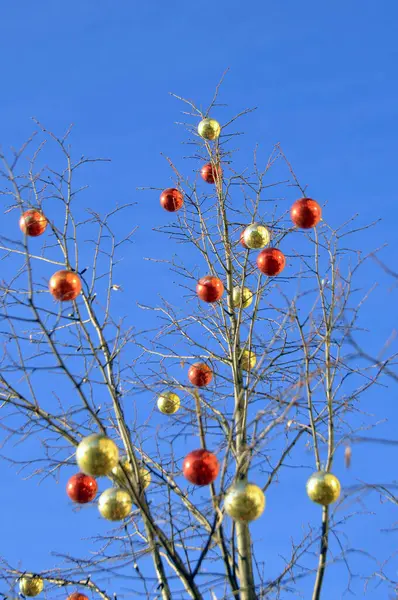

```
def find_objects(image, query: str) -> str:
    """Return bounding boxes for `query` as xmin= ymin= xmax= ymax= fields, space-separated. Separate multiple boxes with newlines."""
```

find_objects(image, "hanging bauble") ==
xmin=98 ymin=487 xmax=132 ymax=521
xmin=76 ymin=434 xmax=119 ymax=477
xmin=111 ymin=457 xmax=151 ymax=490
xmin=66 ymin=472 xmax=98 ymax=503
xmin=19 ymin=576 xmax=44 ymax=597
xmin=188 ymin=362 xmax=213 ymax=387
xmin=183 ymin=449 xmax=220 ymax=486
xmin=200 ymin=162 xmax=222 ymax=184
xmin=232 ymin=286 xmax=253 ymax=309
xmin=19 ymin=209 xmax=47 ymax=237
xmin=239 ymin=230 xmax=248 ymax=248
xmin=160 ymin=188 xmax=184 ymax=212
xmin=257 ymin=248 xmax=286 ymax=276
xmin=157 ymin=391 xmax=180 ymax=414
xmin=242 ymin=223 xmax=270 ymax=249
xmin=224 ymin=481 xmax=265 ymax=522
xmin=240 ymin=349 xmax=256 ymax=371
xmin=198 ymin=118 xmax=221 ymax=141
xmin=49 ymin=270 xmax=82 ymax=301
xmin=290 ymin=198 xmax=322 ymax=229
xmin=306 ymin=471 xmax=341 ymax=506
xmin=196 ymin=276 xmax=224 ymax=302
xmin=67 ymin=593 xmax=89 ymax=600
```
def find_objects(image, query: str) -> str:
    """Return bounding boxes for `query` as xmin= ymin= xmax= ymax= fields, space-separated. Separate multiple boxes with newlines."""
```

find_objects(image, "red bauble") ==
xmin=188 ymin=362 xmax=213 ymax=387
xmin=196 ymin=276 xmax=224 ymax=302
xmin=183 ymin=449 xmax=220 ymax=486
xmin=66 ymin=472 xmax=98 ymax=503
xmin=200 ymin=162 xmax=222 ymax=184
xmin=67 ymin=594 xmax=89 ymax=600
xmin=19 ymin=209 xmax=48 ymax=237
xmin=290 ymin=198 xmax=322 ymax=229
xmin=240 ymin=229 xmax=248 ymax=248
xmin=49 ymin=270 xmax=82 ymax=301
xmin=160 ymin=188 xmax=184 ymax=212
xmin=257 ymin=248 xmax=286 ymax=276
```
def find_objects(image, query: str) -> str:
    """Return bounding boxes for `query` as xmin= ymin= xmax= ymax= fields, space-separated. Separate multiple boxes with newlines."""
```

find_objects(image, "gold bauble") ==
xmin=242 ymin=224 xmax=270 ymax=249
xmin=111 ymin=457 xmax=151 ymax=491
xmin=76 ymin=434 xmax=119 ymax=477
xmin=19 ymin=576 xmax=44 ymax=597
xmin=224 ymin=482 xmax=265 ymax=522
xmin=232 ymin=286 xmax=253 ymax=309
xmin=198 ymin=118 xmax=221 ymax=141
xmin=306 ymin=471 xmax=341 ymax=506
xmin=98 ymin=487 xmax=132 ymax=521
xmin=240 ymin=349 xmax=256 ymax=371
xmin=157 ymin=391 xmax=180 ymax=415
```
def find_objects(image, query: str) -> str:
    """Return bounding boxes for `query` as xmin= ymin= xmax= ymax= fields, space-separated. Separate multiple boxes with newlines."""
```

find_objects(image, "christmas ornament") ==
xmin=188 ymin=362 xmax=213 ymax=387
xmin=67 ymin=593 xmax=88 ymax=600
xmin=19 ymin=576 xmax=44 ymax=597
xmin=66 ymin=472 xmax=97 ymax=503
xmin=183 ymin=449 xmax=219 ymax=486
xmin=157 ymin=391 xmax=180 ymax=414
xmin=232 ymin=286 xmax=253 ymax=309
xmin=290 ymin=197 xmax=322 ymax=229
xmin=240 ymin=349 xmax=256 ymax=371
xmin=111 ymin=457 xmax=151 ymax=490
xmin=239 ymin=230 xmax=248 ymax=249
xmin=257 ymin=248 xmax=286 ymax=276
xmin=200 ymin=162 xmax=222 ymax=184
xmin=160 ymin=188 xmax=184 ymax=212
xmin=224 ymin=481 xmax=265 ymax=522
xmin=196 ymin=275 xmax=224 ymax=302
xmin=242 ymin=224 xmax=270 ymax=249
xmin=49 ymin=270 xmax=82 ymax=301
xmin=306 ymin=471 xmax=341 ymax=506
xmin=98 ymin=488 xmax=132 ymax=521
xmin=76 ymin=434 xmax=119 ymax=477
xmin=198 ymin=118 xmax=221 ymax=141
xmin=19 ymin=209 xmax=47 ymax=237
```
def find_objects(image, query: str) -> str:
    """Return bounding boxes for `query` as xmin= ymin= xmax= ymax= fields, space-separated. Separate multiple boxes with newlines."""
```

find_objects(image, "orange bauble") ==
xmin=49 ymin=270 xmax=82 ymax=301
xmin=66 ymin=472 xmax=97 ymax=504
xmin=183 ymin=449 xmax=220 ymax=486
xmin=67 ymin=593 xmax=89 ymax=600
xmin=188 ymin=362 xmax=213 ymax=387
xmin=257 ymin=248 xmax=286 ymax=276
xmin=160 ymin=188 xmax=184 ymax=212
xmin=290 ymin=198 xmax=322 ymax=229
xmin=19 ymin=209 xmax=47 ymax=237
xmin=196 ymin=276 xmax=224 ymax=302
xmin=200 ymin=162 xmax=222 ymax=184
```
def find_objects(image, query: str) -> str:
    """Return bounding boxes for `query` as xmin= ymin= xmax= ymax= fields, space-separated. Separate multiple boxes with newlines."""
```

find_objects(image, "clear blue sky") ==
xmin=1 ymin=2 xmax=398 ymax=599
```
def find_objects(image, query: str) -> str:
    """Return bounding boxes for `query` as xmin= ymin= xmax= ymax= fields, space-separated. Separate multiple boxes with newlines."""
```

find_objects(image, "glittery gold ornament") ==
xmin=240 ymin=349 xmax=256 ymax=371
xmin=198 ymin=118 xmax=221 ymax=141
xmin=306 ymin=471 xmax=341 ymax=506
xmin=76 ymin=434 xmax=119 ymax=477
xmin=98 ymin=487 xmax=132 ymax=521
xmin=19 ymin=576 xmax=44 ymax=597
xmin=157 ymin=391 xmax=180 ymax=415
xmin=242 ymin=223 xmax=270 ymax=249
xmin=232 ymin=286 xmax=253 ymax=309
xmin=224 ymin=482 xmax=265 ymax=522
xmin=111 ymin=457 xmax=151 ymax=490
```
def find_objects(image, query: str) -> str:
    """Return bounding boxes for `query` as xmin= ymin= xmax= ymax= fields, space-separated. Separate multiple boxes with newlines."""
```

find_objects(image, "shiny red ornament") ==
xmin=196 ymin=275 xmax=224 ymax=302
xmin=66 ymin=472 xmax=98 ymax=504
xmin=200 ymin=162 xmax=222 ymax=184
xmin=290 ymin=197 xmax=322 ymax=229
xmin=19 ymin=209 xmax=48 ymax=237
xmin=183 ymin=449 xmax=220 ymax=486
xmin=49 ymin=270 xmax=82 ymax=301
xmin=188 ymin=362 xmax=213 ymax=387
xmin=160 ymin=188 xmax=184 ymax=212
xmin=240 ymin=229 xmax=248 ymax=248
xmin=257 ymin=248 xmax=286 ymax=276
xmin=67 ymin=594 xmax=88 ymax=600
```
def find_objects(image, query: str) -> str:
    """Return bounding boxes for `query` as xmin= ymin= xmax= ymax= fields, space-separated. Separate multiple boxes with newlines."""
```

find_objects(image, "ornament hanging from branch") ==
xmin=290 ymin=198 xmax=322 ymax=229
xmin=183 ymin=449 xmax=220 ymax=486
xmin=76 ymin=434 xmax=119 ymax=477
xmin=160 ymin=188 xmax=184 ymax=212
xmin=224 ymin=481 xmax=265 ymax=522
xmin=19 ymin=209 xmax=48 ymax=237
xmin=306 ymin=471 xmax=341 ymax=505
xmin=198 ymin=118 xmax=221 ymax=141
xmin=49 ymin=270 xmax=82 ymax=301
xmin=188 ymin=362 xmax=213 ymax=387
xmin=66 ymin=472 xmax=98 ymax=504
xmin=196 ymin=276 xmax=224 ymax=303
xmin=257 ymin=248 xmax=286 ymax=276
xmin=242 ymin=223 xmax=270 ymax=249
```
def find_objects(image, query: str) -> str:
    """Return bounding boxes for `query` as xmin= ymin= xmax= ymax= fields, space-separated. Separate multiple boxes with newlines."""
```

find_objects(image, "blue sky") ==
xmin=1 ymin=2 xmax=398 ymax=599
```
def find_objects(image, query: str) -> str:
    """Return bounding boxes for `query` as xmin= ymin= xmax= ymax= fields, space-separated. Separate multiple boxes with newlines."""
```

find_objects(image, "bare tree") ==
xmin=0 ymin=81 xmax=391 ymax=600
